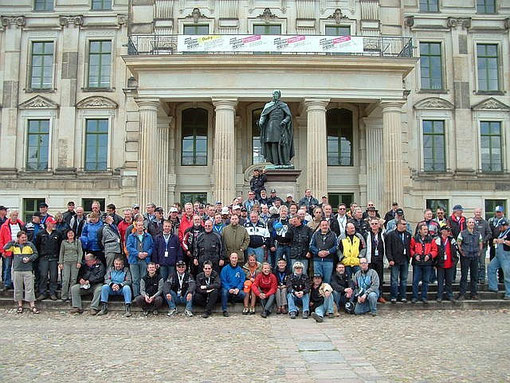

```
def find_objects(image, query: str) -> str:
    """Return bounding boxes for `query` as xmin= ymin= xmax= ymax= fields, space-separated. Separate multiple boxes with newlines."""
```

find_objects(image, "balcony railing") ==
xmin=128 ymin=34 xmax=413 ymax=58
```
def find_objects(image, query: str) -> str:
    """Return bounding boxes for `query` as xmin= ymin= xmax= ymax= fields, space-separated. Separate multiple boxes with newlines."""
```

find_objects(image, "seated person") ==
xmin=352 ymin=257 xmax=380 ymax=316
xmin=330 ymin=263 xmax=354 ymax=312
xmin=242 ymin=254 xmax=262 ymax=315
xmin=274 ymin=258 xmax=290 ymax=314
xmin=98 ymin=257 xmax=132 ymax=317
xmin=164 ymin=260 xmax=195 ymax=317
xmin=252 ymin=262 xmax=277 ymax=318
xmin=286 ymin=261 xmax=311 ymax=319
xmin=310 ymin=273 xmax=334 ymax=323
xmin=194 ymin=261 xmax=221 ymax=318
xmin=220 ymin=253 xmax=246 ymax=317
xmin=134 ymin=262 xmax=164 ymax=316
xmin=70 ymin=253 xmax=105 ymax=315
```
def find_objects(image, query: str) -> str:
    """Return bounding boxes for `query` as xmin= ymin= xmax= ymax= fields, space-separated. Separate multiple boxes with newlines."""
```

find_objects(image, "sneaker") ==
xmin=327 ymin=312 xmax=335 ymax=318
xmin=390 ymin=298 xmax=396 ymax=304
xmin=50 ymin=294 xmax=58 ymax=301
xmin=202 ymin=311 xmax=210 ymax=318
xmin=422 ymin=299 xmax=429 ymax=305
xmin=69 ymin=307 xmax=83 ymax=314
xmin=456 ymin=294 xmax=465 ymax=301
xmin=152 ymin=310 xmax=159 ymax=316
xmin=143 ymin=310 xmax=150 ymax=316
xmin=167 ymin=308 xmax=177 ymax=317
xmin=223 ymin=311 xmax=229 ymax=317
xmin=302 ymin=311 xmax=309 ymax=319
xmin=242 ymin=307 xmax=249 ymax=315
xmin=249 ymin=307 xmax=255 ymax=315
xmin=311 ymin=312 xmax=323 ymax=323
xmin=371 ymin=311 xmax=377 ymax=317
xmin=488 ymin=288 xmax=499 ymax=293
xmin=260 ymin=311 xmax=268 ymax=318
xmin=289 ymin=311 xmax=297 ymax=319
xmin=401 ymin=298 xmax=407 ymax=303
xmin=411 ymin=298 xmax=417 ymax=304
xmin=37 ymin=294 xmax=48 ymax=301
xmin=503 ymin=296 xmax=510 ymax=300
xmin=436 ymin=298 xmax=442 ymax=303
xmin=184 ymin=309 xmax=193 ymax=317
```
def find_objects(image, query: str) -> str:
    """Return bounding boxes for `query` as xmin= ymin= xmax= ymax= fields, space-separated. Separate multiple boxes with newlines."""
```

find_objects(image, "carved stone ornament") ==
xmin=504 ymin=18 xmax=510 ymax=30
xmin=19 ymin=95 xmax=59 ymax=110
xmin=472 ymin=98 xmax=510 ymax=111
xmin=117 ymin=14 xmax=128 ymax=26
xmin=257 ymin=8 xmax=277 ymax=24
xmin=404 ymin=16 xmax=414 ymax=28
xmin=1 ymin=16 xmax=26 ymax=28
xmin=447 ymin=17 xmax=471 ymax=30
xmin=59 ymin=16 xmax=84 ymax=28
xmin=184 ymin=8 xmax=204 ymax=24
xmin=76 ymin=96 xmax=118 ymax=109
xmin=414 ymin=97 xmax=454 ymax=110
xmin=328 ymin=9 xmax=346 ymax=24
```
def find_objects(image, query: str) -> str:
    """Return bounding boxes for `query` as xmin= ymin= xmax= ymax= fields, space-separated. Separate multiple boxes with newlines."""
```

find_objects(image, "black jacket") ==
xmin=330 ymin=272 xmax=352 ymax=293
xmin=326 ymin=217 xmax=341 ymax=237
xmin=35 ymin=229 xmax=63 ymax=260
xmin=194 ymin=231 xmax=223 ymax=266
xmin=78 ymin=262 xmax=105 ymax=285
xmin=310 ymin=285 xmax=324 ymax=307
xmin=434 ymin=236 xmax=459 ymax=268
xmin=286 ymin=273 xmax=310 ymax=294
xmin=385 ymin=229 xmax=412 ymax=265
xmin=163 ymin=271 xmax=195 ymax=297
xmin=289 ymin=224 xmax=313 ymax=260
xmin=274 ymin=269 xmax=290 ymax=287
xmin=195 ymin=271 xmax=221 ymax=294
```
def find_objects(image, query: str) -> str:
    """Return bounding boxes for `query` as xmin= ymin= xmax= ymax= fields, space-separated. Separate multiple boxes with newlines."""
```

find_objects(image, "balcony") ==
xmin=128 ymin=34 xmax=413 ymax=58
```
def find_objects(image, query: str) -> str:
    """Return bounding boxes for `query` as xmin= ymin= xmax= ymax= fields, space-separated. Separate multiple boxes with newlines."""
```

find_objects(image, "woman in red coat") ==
xmin=0 ymin=210 xmax=25 ymax=290
xmin=252 ymin=262 xmax=277 ymax=318
xmin=410 ymin=224 xmax=438 ymax=304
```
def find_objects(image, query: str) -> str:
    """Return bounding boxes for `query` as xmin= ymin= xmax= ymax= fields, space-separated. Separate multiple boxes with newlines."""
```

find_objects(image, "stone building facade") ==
xmin=0 ymin=0 xmax=509 ymax=222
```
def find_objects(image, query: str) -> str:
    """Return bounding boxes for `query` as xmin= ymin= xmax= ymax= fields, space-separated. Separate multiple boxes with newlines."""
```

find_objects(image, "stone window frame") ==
xmin=33 ymin=0 xmax=54 ymax=12
xmin=418 ymin=40 xmax=445 ymax=92
xmin=421 ymin=119 xmax=446 ymax=172
xmin=24 ymin=35 xmax=58 ymax=93
xmin=19 ymin=110 xmax=56 ymax=172
xmin=247 ymin=18 xmax=287 ymax=35
xmin=82 ymin=36 xmax=115 ymax=92
xmin=320 ymin=20 xmax=357 ymax=37
xmin=476 ymin=0 xmax=497 ymax=14
xmin=326 ymin=107 xmax=355 ymax=167
xmin=326 ymin=103 xmax=359 ymax=168
xmin=473 ymin=39 xmax=505 ymax=95
xmin=91 ymin=0 xmax=112 ymax=11
xmin=77 ymin=110 xmax=114 ymax=172
xmin=419 ymin=0 xmax=440 ymax=13
xmin=474 ymin=115 xmax=507 ymax=173
xmin=178 ymin=19 xmax=215 ymax=35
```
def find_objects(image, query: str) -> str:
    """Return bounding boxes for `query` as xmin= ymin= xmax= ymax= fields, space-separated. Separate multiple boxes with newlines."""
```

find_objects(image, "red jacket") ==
xmin=0 ymin=219 xmax=26 ymax=257
xmin=178 ymin=214 xmax=194 ymax=249
xmin=410 ymin=236 xmax=438 ymax=266
xmin=252 ymin=272 xmax=277 ymax=297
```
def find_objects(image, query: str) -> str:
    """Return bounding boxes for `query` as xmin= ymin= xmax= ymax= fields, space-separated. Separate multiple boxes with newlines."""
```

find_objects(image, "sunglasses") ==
xmin=360 ymin=261 xmax=368 ymax=264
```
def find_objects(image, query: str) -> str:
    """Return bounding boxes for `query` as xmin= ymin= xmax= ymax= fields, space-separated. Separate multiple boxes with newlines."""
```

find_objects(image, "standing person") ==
xmin=338 ymin=222 xmax=366 ymax=280
xmin=98 ymin=257 xmax=133 ymax=317
xmin=194 ymin=261 xmax=221 ymax=318
xmin=69 ymin=207 xmax=86 ymax=237
xmin=250 ymin=168 xmax=267 ymax=200
xmin=54 ymin=212 xmax=70 ymax=235
xmin=219 ymin=253 xmax=246 ymax=317
xmin=307 ymin=207 xmax=324 ymax=233
xmin=268 ymin=205 xmax=291 ymax=269
xmin=434 ymin=207 xmax=448 ymax=228
xmin=383 ymin=202 xmax=399 ymax=228
xmin=352 ymin=258 xmax=380 ymax=316
xmin=335 ymin=203 xmax=349 ymax=238
xmin=0 ymin=210 xmax=25 ymax=291
xmin=182 ymin=215 xmax=204 ymax=273
xmin=25 ymin=212 xmax=44 ymax=242
xmin=348 ymin=208 xmax=365 ymax=235
xmin=410 ymin=224 xmax=438 ymax=304
xmin=101 ymin=215 xmax=122 ymax=269
xmin=3 ymin=231 xmax=40 ymax=314
xmin=154 ymin=220 xmax=183 ymax=282
xmin=309 ymin=220 xmax=338 ymax=283
xmin=274 ymin=258 xmax=290 ymax=314
xmin=472 ymin=207 xmax=492 ymax=283
xmin=252 ymin=262 xmax=278 ymax=318
xmin=58 ymin=229 xmax=83 ymax=302
xmin=385 ymin=208 xmax=413 ymax=234
xmin=147 ymin=207 xmax=164 ymax=238
xmin=286 ymin=261 xmax=311 ymax=319
xmin=298 ymin=189 xmax=319 ymax=215
xmin=448 ymin=204 xmax=466 ymax=240
xmin=488 ymin=218 xmax=510 ymax=300
xmin=323 ymin=205 xmax=340 ymax=237
xmin=288 ymin=215 xmax=313 ymax=273
xmin=103 ymin=203 xmax=123 ymax=226
xmin=168 ymin=207 xmax=181 ymax=235
xmin=385 ymin=219 xmax=412 ymax=303
xmin=38 ymin=202 xmax=53 ymax=226
xmin=35 ymin=217 xmax=62 ymax=301
xmin=435 ymin=226 xmax=458 ymax=302
xmin=243 ymin=191 xmax=259 ymax=213
xmin=178 ymin=202 xmax=194 ymax=249
xmin=415 ymin=209 xmax=440 ymax=238
xmin=364 ymin=218 xmax=386 ymax=302
xmin=212 ymin=213 xmax=226 ymax=235
xmin=164 ymin=260 xmax=195 ymax=317
xmin=222 ymin=214 xmax=250 ymax=264
xmin=62 ymin=201 xmax=76 ymax=226
xmin=456 ymin=218 xmax=483 ymax=300
xmin=135 ymin=262 xmax=164 ymax=316
xmin=80 ymin=212 xmax=105 ymax=266
xmin=244 ymin=211 xmax=270 ymax=264
xmin=126 ymin=221 xmax=154 ymax=297
xmin=194 ymin=220 xmax=224 ymax=273
xmin=488 ymin=206 xmax=506 ymax=283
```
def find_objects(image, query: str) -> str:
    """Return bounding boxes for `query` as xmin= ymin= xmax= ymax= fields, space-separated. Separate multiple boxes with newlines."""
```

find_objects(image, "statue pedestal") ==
xmin=264 ymin=169 xmax=302 ymax=200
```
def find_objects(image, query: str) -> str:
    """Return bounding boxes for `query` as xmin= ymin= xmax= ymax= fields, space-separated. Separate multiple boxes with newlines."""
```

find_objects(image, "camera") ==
xmin=354 ymin=287 xmax=365 ymax=298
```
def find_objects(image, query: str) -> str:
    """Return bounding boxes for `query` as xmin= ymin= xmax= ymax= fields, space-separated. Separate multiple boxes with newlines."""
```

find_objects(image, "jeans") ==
xmin=478 ymin=247 xmax=487 ymax=282
xmin=354 ymin=291 xmax=378 ymax=315
xmin=314 ymin=294 xmax=334 ymax=317
xmin=159 ymin=265 xmax=175 ymax=283
xmin=167 ymin=290 xmax=193 ymax=311
xmin=130 ymin=260 xmax=147 ymax=297
xmin=100 ymin=285 xmax=132 ymax=304
xmin=345 ymin=265 xmax=360 ymax=280
xmin=369 ymin=261 xmax=384 ymax=296
xmin=260 ymin=294 xmax=276 ymax=313
xmin=287 ymin=292 xmax=310 ymax=314
xmin=275 ymin=245 xmax=291 ymax=265
xmin=38 ymin=257 xmax=58 ymax=296
xmin=290 ymin=259 xmax=309 ymax=275
xmin=412 ymin=264 xmax=432 ymax=300
xmin=488 ymin=245 xmax=510 ymax=297
xmin=390 ymin=261 xmax=409 ymax=300
xmin=313 ymin=260 xmax=334 ymax=283
xmin=459 ymin=256 xmax=479 ymax=296
xmin=221 ymin=288 xmax=246 ymax=311
xmin=437 ymin=267 xmax=454 ymax=300
xmin=2 ymin=256 xmax=12 ymax=288
xmin=247 ymin=247 xmax=265 ymax=264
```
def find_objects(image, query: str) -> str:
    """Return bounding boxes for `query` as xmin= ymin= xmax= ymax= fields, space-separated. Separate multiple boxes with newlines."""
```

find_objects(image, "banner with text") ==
xmin=177 ymin=35 xmax=364 ymax=53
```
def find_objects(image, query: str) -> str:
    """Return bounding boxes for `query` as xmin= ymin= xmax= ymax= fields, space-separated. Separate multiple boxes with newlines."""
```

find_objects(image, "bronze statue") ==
xmin=258 ymin=90 xmax=294 ymax=166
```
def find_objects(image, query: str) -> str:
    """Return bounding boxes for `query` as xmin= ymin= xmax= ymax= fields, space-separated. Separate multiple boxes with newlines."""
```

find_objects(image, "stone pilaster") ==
xmin=212 ymin=98 xmax=238 ymax=204
xmin=381 ymin=101 xmax=405 ymax=209
xmin=157 ymin=117 xmax=171 ymax=209
xmin=304 ymin=99 xmax=330 ymax=199
xmin=364 ymin=117 xmax=384 ymax=209
xmin=136 ymin=98 xmax=160 ymax=208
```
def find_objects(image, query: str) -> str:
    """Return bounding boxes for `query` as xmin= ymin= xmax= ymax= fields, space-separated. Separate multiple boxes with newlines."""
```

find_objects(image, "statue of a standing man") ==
xmin=258 ymin=90 xmax=294 ymax=166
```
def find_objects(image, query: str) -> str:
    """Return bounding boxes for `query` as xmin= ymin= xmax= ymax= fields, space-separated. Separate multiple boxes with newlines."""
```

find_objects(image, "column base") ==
xmin=264 ymin=169 xmax=302 ymax=198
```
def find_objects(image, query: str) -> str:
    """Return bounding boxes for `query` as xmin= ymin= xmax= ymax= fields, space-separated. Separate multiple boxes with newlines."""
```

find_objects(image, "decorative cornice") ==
xmin=18 ymin=95 xmax=59 ymax=110
xmin=1 ymin=16 xmax=25 ymax=29
xmin=257 ymin=8 xmax=277 ymax=24
xmin=447 ymin=17 xmax=471 ymax=30
xmin=76 ymin=96 xmax=118 ymax=109
xmin=414 ymin=97 xmax=454 ymax=110
xmin=472 ymin=97 xmax=510 ymax=111
xmin=327 ymin=9 xmax=347 ymax=25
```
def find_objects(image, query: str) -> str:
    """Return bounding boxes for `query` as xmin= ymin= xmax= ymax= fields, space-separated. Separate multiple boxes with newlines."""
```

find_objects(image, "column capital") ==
xmin=212 ymin=98 xmax=238 ymax=110
xmin=380 ymin=100 xmax=406 ymax=113
xmin=303 ymin=98 xmax=330 ymax=111
xmin=135 ymin=98 xmax=160 ymax=111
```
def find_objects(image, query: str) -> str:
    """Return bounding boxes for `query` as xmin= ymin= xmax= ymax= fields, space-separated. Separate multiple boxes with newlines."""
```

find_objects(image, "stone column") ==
xmin=212 ymin=98 xmax=238 ymax=204
xmin=157 ymin=117 xmax=170 ymax=209
xmin=136 ymin=98 xmax=160 ymax=208
xmin=304 ymin=99 xmax=330 ymax=199
xmin=381 ymin=101 xmax=405 ymax=209
xmin=364 ymin=117 xmax=384 ymax=209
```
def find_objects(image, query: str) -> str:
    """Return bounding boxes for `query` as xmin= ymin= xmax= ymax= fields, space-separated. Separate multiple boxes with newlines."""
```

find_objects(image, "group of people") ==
xmin=0 ymin=185 xmax=509 ymax=319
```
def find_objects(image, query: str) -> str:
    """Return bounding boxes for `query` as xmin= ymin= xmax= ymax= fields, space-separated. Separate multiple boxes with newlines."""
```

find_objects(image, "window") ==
xmin=426 ymin=199 xmax=449 ymax=214
xmin=423 ymin=120 xmax=446 ymax=172
xmin=420 ymin=42 xmax=443 ymax=90
xmin=477 ymin=44 xmax=499 ymax=92
xmin=30 ymin=41 xmax=54 ymax=90
xmin=88 ymin=40 xmax=111 ymax=88
xmin=181 ymin=108 xmax=208 ymax=166
xmin=183 ymin=25 xmax=209 ymax=35
xmin=420 ymin=0 xmax=439 ymax=12
xmin=252 ymin=108 xmax=264 ymax=165
xmin=328 ymin=193 xmax=354 ymax=212
xmin=485 ymin=199 xmax=506 ymax=220
xmin=82 ymin=198 xmax=106 ymax=214
xmin=325 ymin=26 xmax=351 ymax=36
xmin=34 ymin=0 xmax=53 ymax=11
xmin=253 ymin=25 xmax=282 ymax=35
xmin=327 ymin=109 xmax=353 ymax=166
xmin=181 ymin=193 xmax=207 ymax=206
xmin=85 ymin=119 xmax=108 ymax=171
xmin=26 ymin=119 xmax=50 ymax=171
xmin=92 ymin=0 xmax=112 ymax=10
xmin=23 ymin=198 xmax=46 ymax=223
xmin=477 ymin=0 xmax=496 ymax=14
xmin=480 ymin=121 xmax=503 ymax=172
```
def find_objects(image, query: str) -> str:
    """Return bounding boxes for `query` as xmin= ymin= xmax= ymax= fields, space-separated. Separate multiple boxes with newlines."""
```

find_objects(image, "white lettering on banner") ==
xmin=177 ymin=35 xmax=364 ymax=54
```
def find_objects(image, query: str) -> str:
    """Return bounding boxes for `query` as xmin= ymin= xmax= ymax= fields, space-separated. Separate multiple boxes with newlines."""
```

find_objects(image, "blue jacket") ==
xmin=80 ymin=221 xmax=104 ymax=252
xmin=153 ymin=233 xmax=183 ymax=266
xmin=126 ymin=232 xmax=154 ymax=265
xmin=220 ymin=264 xmax=245 ymax=291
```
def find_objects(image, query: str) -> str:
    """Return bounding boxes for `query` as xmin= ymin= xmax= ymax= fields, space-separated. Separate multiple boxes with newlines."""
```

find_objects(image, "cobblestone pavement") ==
xmin=0 ymin=308 xmax=508 ymax=382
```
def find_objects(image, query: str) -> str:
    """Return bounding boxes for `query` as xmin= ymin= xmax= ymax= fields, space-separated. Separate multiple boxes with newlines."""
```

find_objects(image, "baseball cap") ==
xmin=270 ymin=189 xmax=276 ymax=193
xmin=286 ymin=194 xmax=293 ymax=198
xmin=495 ymin=206 xmax=504 ymax=213
xmin=0 ymin=205 xmax=6 ymax=211
xmin=39 ymin=202 xmax=48 ymax=208
xmin=232 ymin=205 xmax=241 ymax=210
xmin=221 ymin=207 xmax=229 ymax=215
xmin=453 ymin=204 xmax=463 ymax=211
xmin=155 ymin=207 xmax=163 ymax=213
xmin=216 ymin=201 xmax=222 ymax=205
xmin=440 ymin=226 xmax=451 ymax=232
xmin=241 ymin=207 xmax=247 ymax=212
xmin=313 ymin=273 xmax=323 ymax=278
xmin=132 ymin=204 xmax=140 ymax=209
xmin=176 ymin=260 xmax=186 ymax=267
xmin=293 ymin=262 xmax=304 ymax=269
xmin=169 ymin=207 xmax=178 ymax=213
xmin=497 ymin=218 xmax=509 ymax=227
xmin=396 ymin=208 xmax=404 ymax=216
xmin=45 ymin=217 xmax=56 ymax=224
